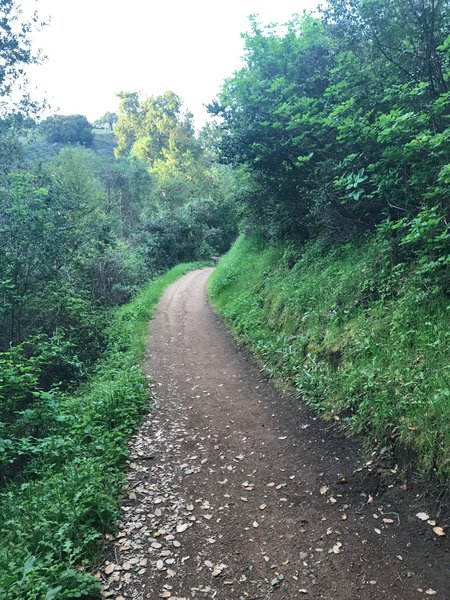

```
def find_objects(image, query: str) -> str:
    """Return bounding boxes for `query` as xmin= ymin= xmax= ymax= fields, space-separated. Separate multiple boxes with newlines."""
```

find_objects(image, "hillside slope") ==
xmin=209 ymin=236 xmax=450 ymax=485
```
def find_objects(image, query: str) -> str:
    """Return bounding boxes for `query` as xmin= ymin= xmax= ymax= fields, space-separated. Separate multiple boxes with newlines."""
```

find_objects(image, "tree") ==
xmin=0 ymin=1 xmax=43 ymax=176
xmin=0 ymin=148 xmax=105 ymax=347
xmin=94 ymin=111 xmax=118 ymax=130
xmin=40 ymin=114 xmax=94 ymax=146
xmin=210 ymin=6 xmax=450 ymax=242
xmin=0 ymin=0 xmax=43 ymax=114
xmin=115 ymin=91 xmax=199 ymax=165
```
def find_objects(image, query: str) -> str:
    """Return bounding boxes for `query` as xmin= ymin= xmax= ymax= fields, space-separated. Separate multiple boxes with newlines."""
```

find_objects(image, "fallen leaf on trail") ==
xmin=416 ymin=512 xmax=430 ymax=521
xmin=156 ymin=560 xmax=165 ymax=570
xmin=253 ymin=521 xmax=259 ymax=528
xmin=329 ymin=496 xmax=337 ymax=504
xmin=299 ymin=590 xmax=308 ymax=594
xmin=241 ymin=481 xmax=254 ymax=490
xmin=259 ymin=503 xmax=267 ymax=510
xmin=341 ymin=513 xmax=348 ymax=521
xmin=186 ymin=504 xmax=194 ymax=511
xmin=374 ymin=528 xmax=381 ymax=534
xmin=432 ymin=526 xmax=446 ymax=537
xmin=159 ymin=591 xmax=171 ymax=598
xmin=320 ymin=485 xmax=329 ymax=495
xmin=427 ymin=520 xmax=436 ymax=526
xmin=425 ymin=590 xmax=437 ymax=596
xmin=104 ymin=563 xmax=115 ymax=574
xmin=339 ymin=476 xmax=348 ymax=484
xmin=383 ymin=518 xmax=394 ymax=524
xmin=367 ymin=495 xmax=373 ymax=504
xmin=212 ymin=566 xmax=223 ymax=577
xmin=331 ymin=542 xmax=342 ymax=554
xmin=176 ymin=523 xmax=189 ymax=533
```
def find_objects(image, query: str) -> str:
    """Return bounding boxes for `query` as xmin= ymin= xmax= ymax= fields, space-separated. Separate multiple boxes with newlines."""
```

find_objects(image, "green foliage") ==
xmin=0 ymin=0 xmax=42 ymax=115
xmin=40 ymin=115 xmax=94 ymax=147
xmin=115 ymin=91 xmax=199 ymax=167
xmin=211 ymin=1 xmax=450 ymax=254
xmin=93 ymin=112 xmax=118 ymax=131
xmin=210 ymin=236 xmax=450 ymax=484
xmin=0 ymin=147 xmax=107 ymax=349
xmin=113 ymin=90 xmax=240 ymax=263
xmin=0 ymin=263 xmax=198 ymax=599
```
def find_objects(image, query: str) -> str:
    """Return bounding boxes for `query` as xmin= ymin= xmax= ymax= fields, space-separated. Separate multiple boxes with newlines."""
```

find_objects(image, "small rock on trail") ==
xmin=100 ymin=269 xmax=448 ymax=600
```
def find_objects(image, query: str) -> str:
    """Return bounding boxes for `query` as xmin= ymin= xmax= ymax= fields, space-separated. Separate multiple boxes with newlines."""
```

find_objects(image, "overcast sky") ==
xmin=26 ymin=0 xmax=317 ymax=127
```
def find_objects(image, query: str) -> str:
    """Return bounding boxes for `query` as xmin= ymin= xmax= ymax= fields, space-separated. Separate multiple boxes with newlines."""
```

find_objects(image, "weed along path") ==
xmin=100 ymin=268 xmax=448 ymax=600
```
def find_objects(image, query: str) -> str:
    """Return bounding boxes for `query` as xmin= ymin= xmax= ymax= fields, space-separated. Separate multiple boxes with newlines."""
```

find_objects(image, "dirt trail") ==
xmin=101 ymin=268 xmax=449 ymax=600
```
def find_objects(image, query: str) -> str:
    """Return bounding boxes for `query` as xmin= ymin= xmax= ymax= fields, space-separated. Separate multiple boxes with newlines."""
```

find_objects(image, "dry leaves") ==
xmin=416 ymin=512 xmax=430 ymax=521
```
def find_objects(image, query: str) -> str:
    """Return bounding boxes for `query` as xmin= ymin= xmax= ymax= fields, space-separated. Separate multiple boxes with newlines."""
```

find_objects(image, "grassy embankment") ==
xmin=209 ymin=236 xmax=450 ymax=485
xmin=0 ymin=263 xmax=199 ymax=599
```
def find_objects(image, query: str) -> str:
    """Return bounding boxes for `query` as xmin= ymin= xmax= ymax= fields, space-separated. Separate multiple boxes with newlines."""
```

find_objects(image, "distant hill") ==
xmin=23 ymin=128 xmax=117 ymax=163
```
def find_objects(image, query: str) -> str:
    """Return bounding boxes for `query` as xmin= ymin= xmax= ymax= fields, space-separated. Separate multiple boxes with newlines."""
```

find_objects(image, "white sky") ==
xmin=26 ymin=0 xmax=317 ymax=127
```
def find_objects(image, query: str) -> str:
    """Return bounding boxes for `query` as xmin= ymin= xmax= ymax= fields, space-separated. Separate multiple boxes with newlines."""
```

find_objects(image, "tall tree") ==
xmin=0 ymin=0 xmax=42 ymax=114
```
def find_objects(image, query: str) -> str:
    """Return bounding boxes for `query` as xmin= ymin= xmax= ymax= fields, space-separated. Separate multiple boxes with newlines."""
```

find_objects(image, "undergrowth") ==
xmin=0 ymin=262 xmax=200 ymax=599
xmin=209 ymin=236 xmax=450 ymax=485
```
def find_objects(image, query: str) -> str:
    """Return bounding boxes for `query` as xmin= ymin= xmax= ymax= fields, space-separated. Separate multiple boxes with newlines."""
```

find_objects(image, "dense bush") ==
xmin=210 ymin=0 xmax=450 ymax=273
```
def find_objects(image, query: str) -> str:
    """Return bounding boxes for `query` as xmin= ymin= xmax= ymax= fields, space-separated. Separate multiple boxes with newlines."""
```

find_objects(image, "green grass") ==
xmin=209 ymin=235 xmax=450 ymax=484
xmin=0 ymin=262 xmax=200 ymax=599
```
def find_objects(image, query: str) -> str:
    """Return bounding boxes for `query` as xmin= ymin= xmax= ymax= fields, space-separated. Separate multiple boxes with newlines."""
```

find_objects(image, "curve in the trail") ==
xmin=101 ymin=268 xmax=447 ymax=600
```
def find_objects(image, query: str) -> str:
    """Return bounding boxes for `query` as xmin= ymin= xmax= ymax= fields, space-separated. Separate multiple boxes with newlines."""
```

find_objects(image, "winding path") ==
xmin=101 ymin=268 xmax=448 ymax=600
